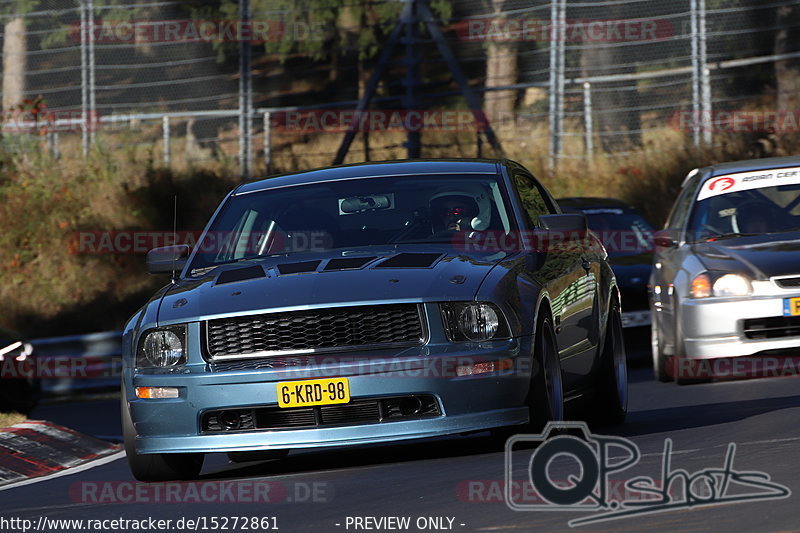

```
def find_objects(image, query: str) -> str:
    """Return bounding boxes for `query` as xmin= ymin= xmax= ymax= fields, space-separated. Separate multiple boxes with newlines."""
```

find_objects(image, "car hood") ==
xmin=156 ymin=247 xmax=509 ymax=324
xmin=692 ymin=232 xmax=800 ymax=279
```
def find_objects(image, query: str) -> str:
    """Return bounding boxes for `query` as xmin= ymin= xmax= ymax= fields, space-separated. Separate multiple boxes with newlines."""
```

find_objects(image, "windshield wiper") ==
xmin=704 ymin=232 xmax=759 ymax=241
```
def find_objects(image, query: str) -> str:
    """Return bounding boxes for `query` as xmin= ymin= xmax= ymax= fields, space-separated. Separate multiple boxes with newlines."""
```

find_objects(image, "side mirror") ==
xmin=653 ymin=230 xmax=679 ymax=249
xmin=146 ymin=245 xmax=191 ymax=275
xmin=538 ymin=213 xmax=588 ymax=232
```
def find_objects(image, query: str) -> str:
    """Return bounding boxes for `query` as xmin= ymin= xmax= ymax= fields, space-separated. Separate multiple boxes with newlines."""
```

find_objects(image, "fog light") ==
xmin=136 ymin=386 xmax=179 ymax=399
xmin=456 ymin=359 xmax=514 ymax=376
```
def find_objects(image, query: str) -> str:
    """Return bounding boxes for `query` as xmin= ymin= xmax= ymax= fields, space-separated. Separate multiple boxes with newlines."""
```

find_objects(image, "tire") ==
xmin=228 ymin=450 xmax=289 ymax=463
xmin=527 ymin=314 xmax=564 ymax=432
xmin=651 ymin=316 xmax=673 ymax=383
xmin=589 ymin=303 xmax=628 ymax=427
xmin=122 ymin=395 xmax=204 ymax=482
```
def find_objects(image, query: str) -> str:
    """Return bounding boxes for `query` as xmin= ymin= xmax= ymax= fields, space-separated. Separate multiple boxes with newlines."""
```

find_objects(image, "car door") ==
xmin=509 ymin=169 xmax=597 ymax=392
xmin=652 ymin=175 xmax=702 ymax=354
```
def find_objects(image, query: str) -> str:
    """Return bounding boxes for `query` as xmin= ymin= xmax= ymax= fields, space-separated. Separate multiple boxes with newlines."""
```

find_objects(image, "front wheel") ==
xmin=122 ymin=396 xmax=204 ymax=482
xmin=528 ymin=315 xmax=564 ymax=432
xmin=589 ymin=303 xmax=628 ymax=427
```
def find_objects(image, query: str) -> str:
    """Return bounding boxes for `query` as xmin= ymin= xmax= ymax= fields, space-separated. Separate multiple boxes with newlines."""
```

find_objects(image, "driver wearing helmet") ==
xmin=429 ymin=186 xmax=492 ymax=233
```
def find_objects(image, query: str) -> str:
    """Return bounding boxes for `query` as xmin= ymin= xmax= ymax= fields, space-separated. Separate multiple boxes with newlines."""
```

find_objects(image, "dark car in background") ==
xmin=558 ymin=198 xmax=655 ymax=334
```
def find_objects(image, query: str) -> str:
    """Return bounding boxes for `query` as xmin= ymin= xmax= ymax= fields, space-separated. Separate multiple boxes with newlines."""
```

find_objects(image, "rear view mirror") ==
xmin=146 ymin=245 xmax=191 ymax=275
xmin=339 ymin=194 xmax=394 ymax=214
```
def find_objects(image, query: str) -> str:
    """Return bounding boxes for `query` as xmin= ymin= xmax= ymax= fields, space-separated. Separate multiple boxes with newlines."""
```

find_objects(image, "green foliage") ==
xmin=181 ymin=0 xmax=453 ymax=63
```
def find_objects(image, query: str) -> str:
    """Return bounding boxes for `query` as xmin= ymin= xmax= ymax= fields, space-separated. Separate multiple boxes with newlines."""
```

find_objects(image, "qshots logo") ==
xmin=504 ymin=422 xmax=790 ymax=526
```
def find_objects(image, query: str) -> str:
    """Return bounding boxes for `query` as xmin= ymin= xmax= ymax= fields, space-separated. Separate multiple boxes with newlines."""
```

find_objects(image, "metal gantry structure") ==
xmin=332 ymin=0 xmax=505 ymax=166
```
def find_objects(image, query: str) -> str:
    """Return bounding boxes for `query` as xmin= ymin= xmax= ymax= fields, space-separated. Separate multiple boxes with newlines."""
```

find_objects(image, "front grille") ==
xmin=743 ymin=316 xmax=800 ymax=339
xmin=213 ymin=356 xmax=317 ymax=372
xmin=775 ymin=277 xmax=800 ymax=289
xmin=206 ymin=304 xmax=425 ymax=359
xmin=200 ymin=395 xmax=441 ymax=433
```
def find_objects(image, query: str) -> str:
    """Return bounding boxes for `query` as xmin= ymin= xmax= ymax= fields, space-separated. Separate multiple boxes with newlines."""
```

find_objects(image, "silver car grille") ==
xmin=205 ymin=304 xmax=425 ymax=360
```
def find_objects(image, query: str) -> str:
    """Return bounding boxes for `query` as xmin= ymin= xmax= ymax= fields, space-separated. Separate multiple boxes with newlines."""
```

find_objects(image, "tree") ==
xmin=482 ymin=0 xmax=518 ymax=126
xmin=774 ymin=4 xmax=800 ymax=111
xmin=1 ymin=1 xmax=38 ymax=111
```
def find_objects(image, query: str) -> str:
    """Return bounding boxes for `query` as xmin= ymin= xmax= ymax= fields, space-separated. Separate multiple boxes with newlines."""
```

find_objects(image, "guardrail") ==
xmin=29 ymin=331 xmax=122 ymax=395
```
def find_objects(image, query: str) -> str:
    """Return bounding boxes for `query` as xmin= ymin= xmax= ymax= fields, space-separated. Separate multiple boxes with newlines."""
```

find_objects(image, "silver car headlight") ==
xmin=690 ymin=272 xmax=752 ymax=298
xmin=136 ymin=326 xmax=187 ymax=368
xmin=440 ymin=302 xmax=511 ymax=342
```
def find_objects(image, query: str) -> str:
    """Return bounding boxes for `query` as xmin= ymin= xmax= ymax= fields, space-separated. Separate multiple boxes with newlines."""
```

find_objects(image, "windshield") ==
xmin=189 ymin=173 xmax=516 ymax=271
xmin=686 ymin=183 xmax=800 ymax=242
xmin=580 ymin=211 xmax=654 ymax=256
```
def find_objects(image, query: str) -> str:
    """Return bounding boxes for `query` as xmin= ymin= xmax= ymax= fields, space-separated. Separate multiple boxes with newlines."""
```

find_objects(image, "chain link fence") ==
xmin=1 ymin=0 xmax=799 ymax=176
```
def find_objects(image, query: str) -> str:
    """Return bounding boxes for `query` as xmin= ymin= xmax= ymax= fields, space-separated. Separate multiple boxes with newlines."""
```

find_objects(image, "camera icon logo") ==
xmin=504 ymin=421 xmax=640 ymax=512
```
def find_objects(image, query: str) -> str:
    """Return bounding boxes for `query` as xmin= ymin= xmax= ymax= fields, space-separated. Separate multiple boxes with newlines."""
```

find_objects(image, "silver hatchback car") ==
xmin=651 ymin=156 xmax=800 ymax=384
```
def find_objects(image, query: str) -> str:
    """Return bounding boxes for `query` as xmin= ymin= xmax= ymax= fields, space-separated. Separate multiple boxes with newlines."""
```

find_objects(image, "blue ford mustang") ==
xmin=122 ymin=159 xmax=627 ymax=481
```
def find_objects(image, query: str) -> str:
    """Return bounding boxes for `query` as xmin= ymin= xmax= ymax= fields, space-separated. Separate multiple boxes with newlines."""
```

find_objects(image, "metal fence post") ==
xmin=690 ymin=0 xmax=700 ymax=147
xmin=583 ymin=82 xmax=594 ymax=158
xmin=548 ymin=0 xmax=566 ymax=171
xmin=263 ymin=111 xmax=271 ymax=174
xmin=548 ymin=0 xmax=558 ymax=171
xmin=87 ymin=0 xmax=96 ymax=145
xmin=238 ymin=0 xmax=253 ymax=180
xmin=162 ymin=116 xmax=170 ymax=166
xmin=80 ymin=0 xmax=88 ymax=157
xmin=699 ymin=0 xmax=712 ymax=145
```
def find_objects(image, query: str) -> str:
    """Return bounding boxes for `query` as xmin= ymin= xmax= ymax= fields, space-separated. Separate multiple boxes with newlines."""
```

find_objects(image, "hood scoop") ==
xmin=375 ymin=253 xmax=444 ymax=269
xmin=277 ymin=260 xmax=322 ymax=275
xmin=324 ymin=257 xmax=377 ymax=271
xmin=215 ymin=265 xmax=267 ymax=285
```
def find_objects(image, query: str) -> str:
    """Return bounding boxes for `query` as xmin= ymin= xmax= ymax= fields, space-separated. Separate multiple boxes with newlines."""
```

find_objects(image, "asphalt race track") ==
xmin=2 ymin=339 xmax=800 ymax=533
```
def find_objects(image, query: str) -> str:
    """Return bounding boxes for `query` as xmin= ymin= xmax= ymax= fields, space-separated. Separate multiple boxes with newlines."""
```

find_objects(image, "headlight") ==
xmin=690 ymin=272 xmax=752 ymax=298
xmin=136 ymin=326 xmax=187 ymax=368
xmin=440 ymin=302 xmax=511 ymax=342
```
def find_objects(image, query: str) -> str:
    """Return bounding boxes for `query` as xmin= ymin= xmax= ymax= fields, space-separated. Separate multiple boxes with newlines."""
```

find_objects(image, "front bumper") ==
xmin=127 ymin=339 xmax=532 ymax=455
xmin=680 ymin=292 xmax=800 ymax=359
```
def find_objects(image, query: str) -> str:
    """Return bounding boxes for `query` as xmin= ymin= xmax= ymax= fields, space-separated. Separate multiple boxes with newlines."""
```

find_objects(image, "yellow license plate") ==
xmin=784 ymin=297 xmax=800 ymax=316
xmin=277 ymin=378 xmax=350 ymax=408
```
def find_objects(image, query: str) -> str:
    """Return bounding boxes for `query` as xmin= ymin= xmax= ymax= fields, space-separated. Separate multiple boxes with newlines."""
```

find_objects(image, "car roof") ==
xmin=705 ymin=155 xmax=800 ymax=178
xmin=234 ymin=159 xmax=504 ymax=195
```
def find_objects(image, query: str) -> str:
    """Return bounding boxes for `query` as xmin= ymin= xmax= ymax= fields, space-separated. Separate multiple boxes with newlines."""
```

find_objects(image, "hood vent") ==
xmin=324 ymin=257 xmax=377 ymax=271
xmin=375 ymin=253 xmax=443 ymax=269
xmin=215 ymin=265 xmax=266 ymax=285
xmin=277 ymin=260 xmax=321 ymax=275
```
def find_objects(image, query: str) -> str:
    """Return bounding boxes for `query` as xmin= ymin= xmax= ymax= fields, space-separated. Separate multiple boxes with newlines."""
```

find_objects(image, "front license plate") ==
xmin=784 ymin=297 xmax=800 ymax=316
xmin=277 ymin=378 xmax=350 ymax=408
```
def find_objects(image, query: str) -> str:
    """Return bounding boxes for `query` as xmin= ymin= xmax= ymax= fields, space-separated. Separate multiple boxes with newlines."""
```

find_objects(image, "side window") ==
xmin=512 ymin=171 xmax=554 ymax=227
xmin=666 ymin=179 xmax=700 ymax=231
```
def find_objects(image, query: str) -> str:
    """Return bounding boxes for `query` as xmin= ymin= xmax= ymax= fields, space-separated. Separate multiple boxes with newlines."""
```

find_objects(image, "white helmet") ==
xmin=429 ymin=185 xmax=492 ymax=231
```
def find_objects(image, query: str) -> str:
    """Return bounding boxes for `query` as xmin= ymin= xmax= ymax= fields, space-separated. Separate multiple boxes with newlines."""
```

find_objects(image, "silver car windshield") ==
xmin=189 ymin=173 xmax=517 ymax=270
xmin=687 ymin=183 xmax=800 ymax=242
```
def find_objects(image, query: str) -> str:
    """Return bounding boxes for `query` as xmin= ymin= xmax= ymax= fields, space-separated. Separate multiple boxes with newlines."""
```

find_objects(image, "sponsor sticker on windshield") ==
xmin=697 ymin=166 xmax=800 ymax=200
